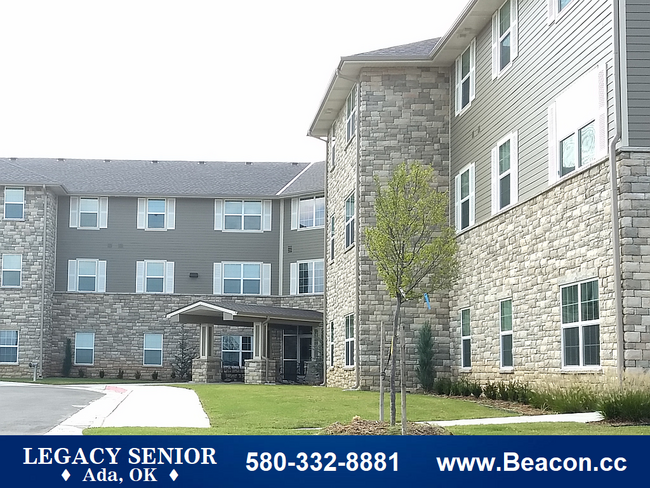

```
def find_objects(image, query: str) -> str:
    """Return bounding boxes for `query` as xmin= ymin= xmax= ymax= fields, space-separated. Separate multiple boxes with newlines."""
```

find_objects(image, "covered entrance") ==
xmin=166 ymin=301 xmax=322 ymax=384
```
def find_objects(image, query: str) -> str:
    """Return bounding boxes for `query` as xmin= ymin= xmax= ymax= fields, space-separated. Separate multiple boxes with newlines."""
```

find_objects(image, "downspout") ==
xmin=354 ymin=75 xmax=361 ymax=390
xmin=610 ymin=0 xmax=623 ymax=386
xmin=40 ymin=186 xmax=47 ymax=378
xmin=278 ymin=200 xmax=284 ymax=295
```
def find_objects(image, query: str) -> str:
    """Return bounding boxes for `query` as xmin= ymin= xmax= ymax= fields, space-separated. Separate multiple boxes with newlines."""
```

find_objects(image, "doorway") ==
xmin=282 ymin=326 xmax=312 ymax=382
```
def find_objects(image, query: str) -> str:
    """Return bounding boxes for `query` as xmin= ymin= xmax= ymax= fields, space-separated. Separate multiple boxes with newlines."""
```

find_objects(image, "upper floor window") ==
xmin=215 ymin=199 xmax=271 ymax=232
xmin=346 ymin=85 xmax=357 ymax=142
xmin=549 ymin=0 xmax=576 ymax=23
xmin=561 ymin=279 xmax=600 ymax=368
xmin=143 ymin=333 xmax=163 ymax=366
xmin=461 ymin=308 xmax=471 ymax=368
xmin=491 ymin=132 xmax=519 ymax=214
xmin=345 ymin=193 xmax=355 ymax=248
xmin=222 ymin=335 xmax=253 ymax=367
xmin=290 ymin=259 xmax=324 ymax=295
xmin=0 ymin=330 xmax=19 ymax=364
xmin=454 ymin=164 xmax=475 ymax=231
xmin=137 ymin=198 xmax=175 ymax=231
xmin=1 ymin=254 xmax=22 ymax=288
xmin=67 ymin=259 xmax=107 ymax=292
xmin=213 ymin=262 xmax=271 ymax=295
xmin=136 ymin=260 xmax=174 ymax=294
xmin=329 ymin=124 xmax=337 ymax=171
xmin=455 ymin=39 xmax=476 ymax=115
xmin=4 ymin=187 xmax=24 ymax=220
xmin=69 ymin=197 xmax=108 ymax=229
xmin=296 ymin=196 xmax=325 ymax=230
xmin=492 ymin=0 xmax=518 ymax=78
xmin=548 ymin=67 xmax=607 ymax=184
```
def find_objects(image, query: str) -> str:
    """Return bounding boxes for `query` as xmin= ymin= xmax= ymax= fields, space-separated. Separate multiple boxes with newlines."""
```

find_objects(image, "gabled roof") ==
xmin=166 ymin=300 xmax=322 ymax=324
xmin=351 ymin=38 xmax=440 ymax=59
xmin=0 ymin=158 xmax=325 ymax=198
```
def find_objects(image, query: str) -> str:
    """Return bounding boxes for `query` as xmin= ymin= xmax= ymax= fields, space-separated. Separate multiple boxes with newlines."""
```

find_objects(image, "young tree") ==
xmin=365 ymin=161 xmax=458 ymax=434
xmin=416 ymin=321 xmax=435 ymax=392
xmin=171 ymin=325 xmax=198 ymax=381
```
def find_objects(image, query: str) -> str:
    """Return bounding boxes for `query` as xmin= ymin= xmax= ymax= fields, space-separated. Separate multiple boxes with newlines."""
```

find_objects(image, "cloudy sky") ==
xmin=0 ymin=0 xmax=469 ymax=163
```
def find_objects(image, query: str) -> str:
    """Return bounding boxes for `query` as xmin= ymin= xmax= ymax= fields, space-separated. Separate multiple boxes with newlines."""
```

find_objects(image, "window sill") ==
xmin=560 ymin=367 xmax=602 ymax=374
xmin=494 ymin=61 xmax=514 ymax=81
xmin=1 ymin=286 xmax=22 ymax=289
xmin=344 ymin=243 xmax=355 ymax=253
xmin=143 ymin=228 xmax=168 ymax=232
xmin=220 ymin=229 xmax=264 ymax=233
xmin=3 ymin=218 xmax=25 ymax=222
xmin=343 ymin=365 xmax=355 ymax=371
xmin=143 ymin=364 xmax=162 ymax=368
xmin=459 ymin=367 xmax=472 ymax=373
xmin=0 ymin=362 xmax=18 ymax=365
xmin=548 ymin=155 xmax=607 ymax=189
xmin=74 ymin=363 xmax=94 ymax=367
xmin=499 ymin=368 xmax=514 ymax=374
xmin=345 ymin=135 xmax=356 ymax=151
xmin=296 ymin=226 xmax=325 ymax=231
xmin=455 ymin=102 xmax=473 ymax=118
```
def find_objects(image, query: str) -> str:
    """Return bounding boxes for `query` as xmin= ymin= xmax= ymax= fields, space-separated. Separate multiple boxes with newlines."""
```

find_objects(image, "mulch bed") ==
xmin=324 ymin=416 xmax=452 ymax=436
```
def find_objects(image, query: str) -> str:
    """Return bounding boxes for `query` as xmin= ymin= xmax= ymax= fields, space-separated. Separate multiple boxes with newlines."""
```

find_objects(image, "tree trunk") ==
xmin=390 ymin=297 xmax=401 ymax=426
xmin=400 ymin=313 xmax=407 ymax=435
xmin=379 ymin=322 xmax=384 ymax=422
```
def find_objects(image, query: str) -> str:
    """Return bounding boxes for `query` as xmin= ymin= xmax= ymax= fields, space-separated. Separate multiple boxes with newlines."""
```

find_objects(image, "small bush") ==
xmin=433 ymin=378 xmax=451 ymax=396
xmin=470 ymin=381 xmax=483 ymax=398
xmin=170 ymin=370 xmax=176 ymax=380
xmin=484 ymin=381 xmax=498 ymax=400
xmin=529 ymin=385 xmax=597 ymax=413
xmin=117 ymin=369 xmax=124 ymax=379
xmin=62 ymin=339 xmax=73 ymax=377
xmin=599 ymin=389 xmax=650 ymax=422
xmin=415 ymin=322 xmax=435 ymax=392
xmin=99 ymin=370 xmax=105 ymax=379
xmin=151 ymin=371 xmax=159 ymax=381
xmin=78 ymin=368 xmax=85 ymax=378
xmin=134 ymin=370 xmax=141 ymax=380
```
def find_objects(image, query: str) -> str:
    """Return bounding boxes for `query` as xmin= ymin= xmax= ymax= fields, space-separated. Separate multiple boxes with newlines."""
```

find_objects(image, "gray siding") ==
xmin=625 ymin=0 xmax=650 ymax=147
xmin=450 ymin=0 xmax=614 ymax=227
xmin=56 ymin=197 xmax=283 ymax=295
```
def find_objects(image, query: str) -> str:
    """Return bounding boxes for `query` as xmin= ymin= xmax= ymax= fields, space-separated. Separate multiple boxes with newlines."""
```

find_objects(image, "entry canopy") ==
xmin=166 ymin=301 xmax=322 ymax=326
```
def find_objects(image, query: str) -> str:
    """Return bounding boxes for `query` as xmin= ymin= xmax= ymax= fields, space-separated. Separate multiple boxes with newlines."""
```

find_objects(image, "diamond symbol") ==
xmin=169 ymin=469 xmax=179 ymax=481
xmin=62 ymin=469 xmax=71 ymax=481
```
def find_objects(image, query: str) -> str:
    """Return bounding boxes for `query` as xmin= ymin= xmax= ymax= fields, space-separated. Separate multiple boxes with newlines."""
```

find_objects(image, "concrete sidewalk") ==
xmin=47 ymin=384 xmax=210 ymax=435
xmin=427 ymin=411 xmax=603 ymax=427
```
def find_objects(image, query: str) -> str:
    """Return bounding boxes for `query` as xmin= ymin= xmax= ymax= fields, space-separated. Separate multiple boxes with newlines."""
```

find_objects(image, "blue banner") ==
xmin=4 ymin=436 xmax=644 ymax=487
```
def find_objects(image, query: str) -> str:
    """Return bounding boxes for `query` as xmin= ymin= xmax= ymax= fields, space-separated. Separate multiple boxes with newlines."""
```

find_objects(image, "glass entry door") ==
xmin=283 ymin=326 xmax=312 ymax=381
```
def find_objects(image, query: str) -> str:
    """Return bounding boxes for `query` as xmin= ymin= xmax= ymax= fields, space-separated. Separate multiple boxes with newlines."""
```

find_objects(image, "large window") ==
xmin=455 ymin=164 xmax=475 ymax=231
xmin=345 ymin=193 xmax=355 ymax=248
xmin=136 ymin=260 xmax=174 ymax=294
xmin=492 ymin=0 xmax=518 ymax=78
xmin=222 ymin=335 xmax=252 ymax=367
xmin=491 ymin=132 xmax=519 ymax=214
xmin=500 ymin=299 xmax=513 ymax=368
xmin=298 ymin=196 xmax=325 ymax=229
xmin=346 ymin=85 xmax=357 ymax=142
xmin=67 ymin=259 xmax=107 ymax=292
xmin=1 ymin=254 xmax=22 ymax=288
xmin=224 ymin=263 xmax=261 ymax=295
xmin=0 ymin=330 xmax=18 ymax=363
xmin=75 ymin=332 xmax=95 ymax=365
xmin=290 ymin=260 xmax=324 ymax=295
xmin=561 ymin=279 xmax=600 ymax=368
xmin=461 ymin=308 xmax=471 ymax=368
xmin=455 ymin=39 xmax=476 ymax=115
xmin=137 ymin=198 xmax=175 ymax=230
xmin=225 ymin=200 xmax=262 ymax=231
xmin=69 ymin=197 xmax=109 ymax=229
xmin=4 ymin=187 xmax=24 ymax=220
xmin=143 ymin=333 xmax=163 ymax=366
xmin=345 ymin=315 xmax=354 ymax=367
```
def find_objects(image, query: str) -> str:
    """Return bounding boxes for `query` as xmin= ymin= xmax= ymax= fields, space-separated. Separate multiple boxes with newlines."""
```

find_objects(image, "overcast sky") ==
xmin=0 ymin=1 xmax=469 ymax=163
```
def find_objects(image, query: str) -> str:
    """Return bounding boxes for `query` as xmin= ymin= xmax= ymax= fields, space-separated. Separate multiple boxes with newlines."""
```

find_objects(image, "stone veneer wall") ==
xmin=618 ymin=152 xmax=650 ymax=372
xmin=0 ymin=187 xmax=57 ymax=379
xmin=48 ymin=293 xmax=323 ymax=380
xmin=450 ymin=160 xmax=617 ymax=386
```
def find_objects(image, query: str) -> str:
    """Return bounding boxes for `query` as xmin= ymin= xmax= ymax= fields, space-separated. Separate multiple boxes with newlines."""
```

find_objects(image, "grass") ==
xmin=448 ymin=422 xmax=650 ymax=435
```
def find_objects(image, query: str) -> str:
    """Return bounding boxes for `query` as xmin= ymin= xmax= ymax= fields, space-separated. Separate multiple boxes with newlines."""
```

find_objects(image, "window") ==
xmin=67 ymin=259 xmax=107 ymax=292
xmin=548 ymin=67 xmax=607 ymax=184
xmin=330 ymin=321 xmax=334 ymax=367
xmin=297 ymin=196 xmax=325 ymax=229
xmin=143 ymin=333 xmax=163 ymax=366
xmin=561 ymin=279 xmax=600 ymax=368
xmin=549 ymin=0 xmax=575 ymax=22
xmin=346 ymin=85 xmax=357 ymax=142
xmin=69 ymin=197 xmax=108 ymax=229
xmin=345 ymin=314 xmax=354 ymax=367
xmin=216 ymin=199 xmax=271 ymax=232
xmin=290 ymin=260 xmax=324 ymax=295
xmin=136 ymin=260 xmax=174 ymax=294
xmin=222 ymin=335 xmax=253 ymax=367
xmin=4 ymin=187 xmax=24 ymax=220
xmin=455 ymin=39 xmax=476 ymax=115
xmin=492 ymin=0 xmax=518 ymax=78
xmin=137 ymin=198 xmax=175 ymax=230
xmin=491 ymin=132 xmax=519 ymax=213
xmin=454 ymin=164 xmax=475 ymax=231
xmin=500 ymin=299 xmax=513 ymax=368
xmin=461 ymin=308 xmax=471 ymax=368
xmin=0 ymin=330 xmax=18 ymax=363
xmin=329 ymin=125 xmax=336 ymax=170
xmin=558 ymin=0 xmax=572 ymax=11
xmin=329 ymin=216 xmax=335 ymax=261
xmin=75 ymin=332 xmax=95 ymax=365
xmin=345 ymin=193 xmax=355 ymax=248
xmin=1 ymin=254 xmax=21 ymax=287
xmin=213 ymin=262 xmax=270 ymax=295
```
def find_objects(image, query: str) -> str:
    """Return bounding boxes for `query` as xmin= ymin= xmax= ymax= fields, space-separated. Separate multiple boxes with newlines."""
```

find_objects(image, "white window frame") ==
xmin=454 ymin=163 xmax=475 ymax=232
xmin=221 ymin=335 xmax=253 ymax=367
xmin=137 ymin=198 xmax=175 ymax=231
xmin=548 ymin=0 xmax=577 ymax=24
xmin=461 ymin=308 xmax=471 ymax=369
xmin=67 ymin=259 xmax=107 ymax=293
xmin=455 ymin=39 xmax=476 ymax=115
xmin=329 ymin=124 xmax=337 ymax=171
xmin=143 ymin=333 xmax=163 ymax=366
xmin=346 ymin=85 xmax=357 ymax=142
xmin=0 ymin=330 xmax=19 ymax=364
xmin=345 ymin=314 xmax=355 ymax=367
xmin=136 ymin=260 xmax=174 ymax=294
xmin=69 ymin=196 xmax=109 ymax=229
xmin=500 ymin=299 xmax=513 ymax=369
xmin=548 ymin=67 xmax=607 ymax=185
xmin=290 ymin=259 xmax=324 ymax=295
xmin=296 ymin=196 xmax=325 ymax=229
xmin=345 ymin=193 xmax=355 ymax=249
xmin=213 ymin=262 xmax=270 ymax=295
xmin=4 ymin=187 xmax=25 ymax=220
xmin=491 ymin=131 xmax=519 ymax=214
xmin=492 ymin=0 xmax=518 ymax=79
xmin=329 ymin=216 xmax=335 ymax=262
xmin=1 ymin=254 xmax=22 ymax=288
xmin=329 ymin=321 xmax=335 ymax=367
xmin=74 ymin=332 xmax=95 ymax=366
xmin=215 ymin=199 xmax=271 ymax=232
xmin=561 ymin=279 xmax=600 ymax=370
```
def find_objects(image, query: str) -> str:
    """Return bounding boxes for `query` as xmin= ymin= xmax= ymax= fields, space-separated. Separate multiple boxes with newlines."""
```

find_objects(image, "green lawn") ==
xmin=447 ymin=422 xmax=650 ymax=435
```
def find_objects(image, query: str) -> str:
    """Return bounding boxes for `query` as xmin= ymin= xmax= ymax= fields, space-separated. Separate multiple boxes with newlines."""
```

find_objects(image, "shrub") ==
xmin=117 ymin=369 xmax=124 ymax=379
xmin=99 ymin=370 xmax=105 ymax=379
xmin=151 ymin=371 xmax=159 ymax=381
xmin=134 ymin=371 xmax=141 ymax=380
xmin=415 ymin=322 xmax=435 ymax=392
xmin=62 ymin=338 xmax=72 ymax=377
xmin=483 ymin=381 xmax=498 ymax=400
xmin=470 ymin=381 xmax=483 ymax=398
xmin=171 ymin=325 xmax=198 ymax=381
xmin=599 ymin=389 xmax=650 ymax=423
xmin=529 ymin=385 xmax=597 ymax=413
xmin=78 ymin=368 xmax=85 ymax=378
xmin=433 ymin=378 xmax=451 ymax=396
